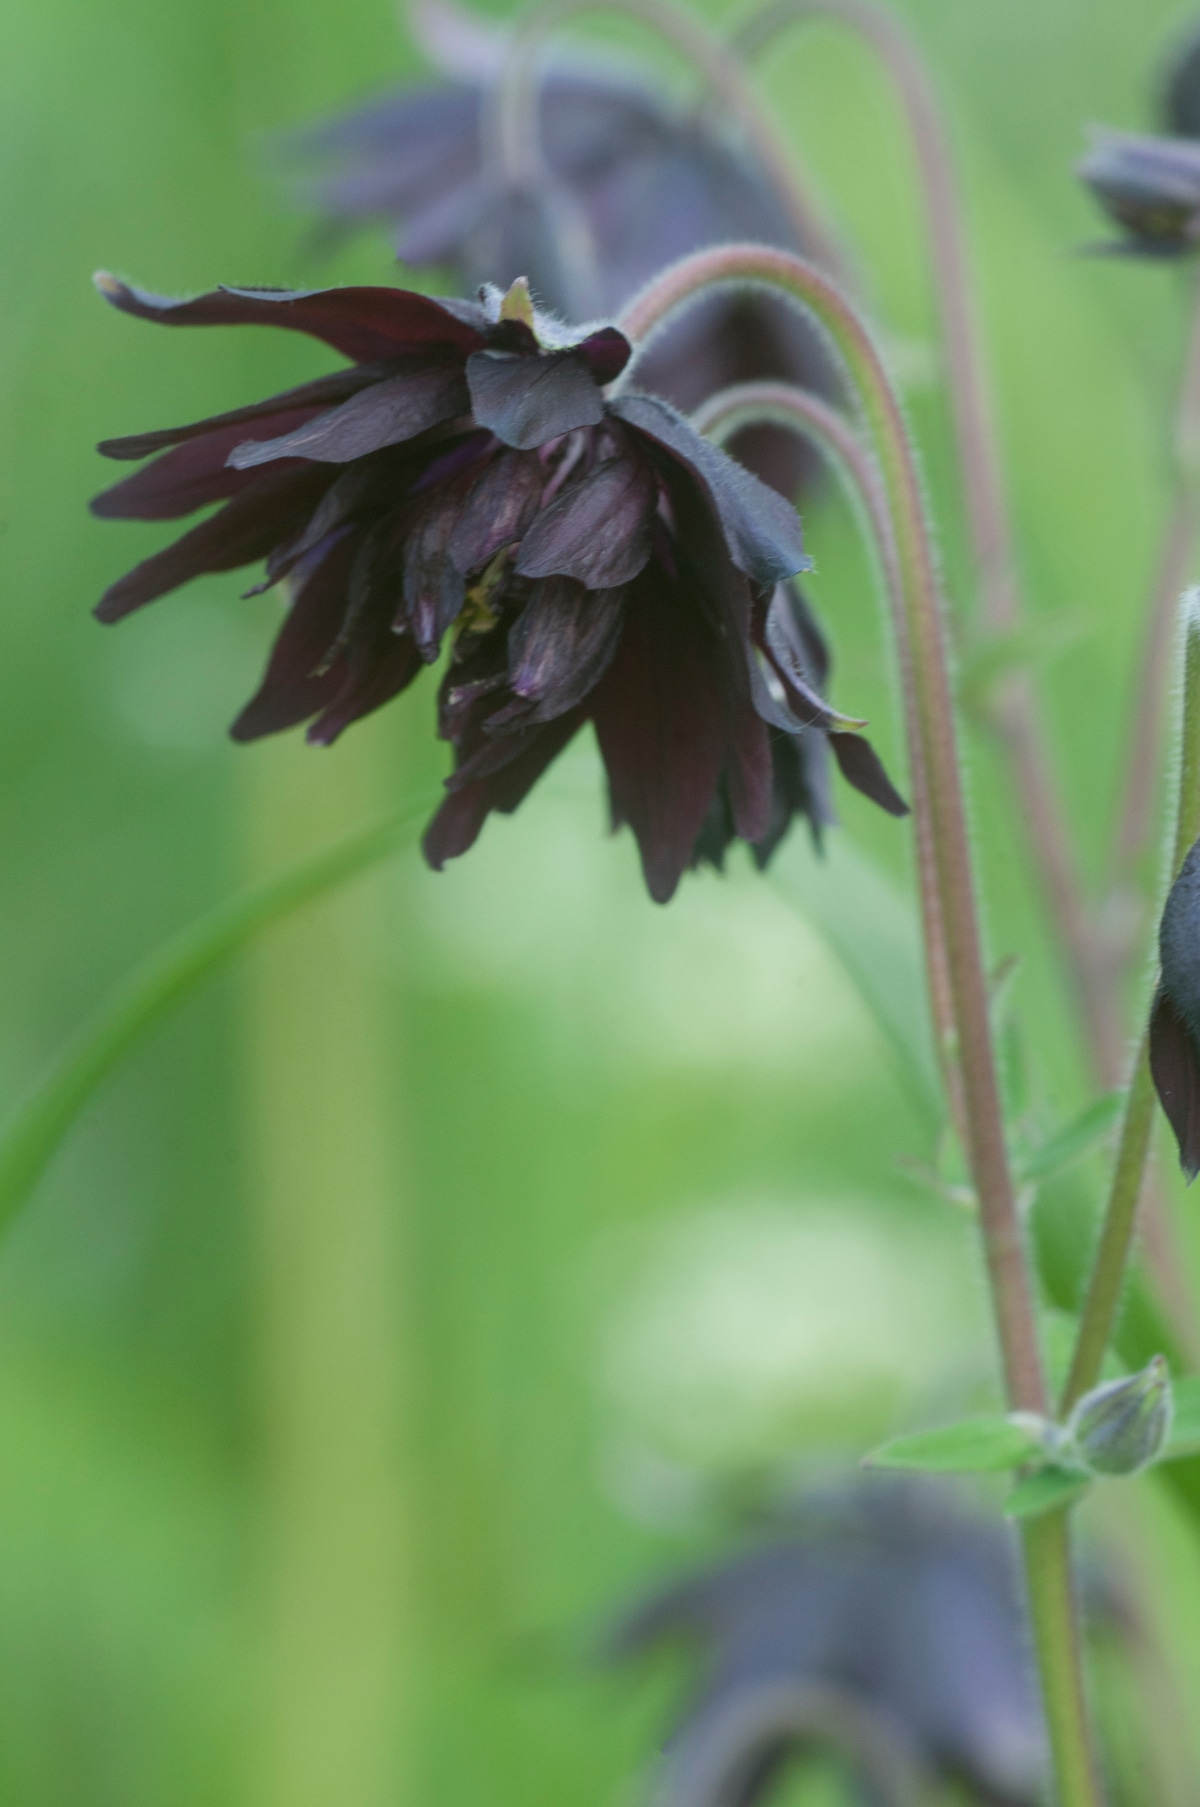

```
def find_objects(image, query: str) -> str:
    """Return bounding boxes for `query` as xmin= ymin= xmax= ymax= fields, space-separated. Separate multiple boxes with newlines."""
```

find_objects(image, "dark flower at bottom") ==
xmin=607 ymin=1481 xmax=1046 ymax=1806
xmin=92 ymin=275 xmax=906 ymax=901
xmin=1150 ymin=834 xmax=1200 ymax=1179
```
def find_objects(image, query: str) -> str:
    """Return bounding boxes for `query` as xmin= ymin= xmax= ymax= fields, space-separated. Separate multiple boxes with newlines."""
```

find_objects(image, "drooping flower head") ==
xmin=1150 ymin=834 xmax=1200 ymax=1179
xmin=92 ymin=275 xmax=906 ymax=902
xmin=283 ymin=0 xmax=838 ymax=502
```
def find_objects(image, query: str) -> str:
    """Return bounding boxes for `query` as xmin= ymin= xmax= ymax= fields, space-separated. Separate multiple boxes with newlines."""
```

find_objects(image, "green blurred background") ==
xmin=4 ymin=0 xmax=1200 ymax=1800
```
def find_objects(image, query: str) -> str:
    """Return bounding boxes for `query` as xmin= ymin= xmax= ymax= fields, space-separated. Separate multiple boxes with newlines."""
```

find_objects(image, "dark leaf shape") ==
xmin=828 ymin=732 xmax=909 ymax=818
xmin=96 ymin=366 xmax=389 ymax=461
xmin=502 ymin=576 xmax=625 ymax=722
xmin=230 ymin=357 xmax=470 ymax=467
xmin=94 ymin=467 xmax=334 ymax=622
xmin=466 ymin=346 xmax=605 ymax=449
xmin=1150 ymin=989 xmax=1200 ymax=1183
xmin=594 ymin=565 xmax=728 ymax=904
xmin=95 ymin=273 xmax=488 ymax=361
xmin=611 ymin=393 xmax=810 ymax=588
xmin=231 ymin=533 xmax=357 ymax=740
xmin=91 ymin=410 xmax=319 ymax=520
xmin=514 ymin=450 xmax=657 ymax=587
xmin=448 ymin=449 xmax=544 ymax=572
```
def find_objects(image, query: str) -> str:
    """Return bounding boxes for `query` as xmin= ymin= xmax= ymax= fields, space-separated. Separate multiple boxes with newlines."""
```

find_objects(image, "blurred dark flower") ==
xmin=1150 ymin=835 xmax=1200 ymax=1179
xmin=1078 ymin=128 xmax=1200 ymax=256
xmin=283 ymin=0 xmax=838 ymax=502
xmin=1162 ymin=23 xmax=1200 ymax=139
xmin=607 ymin=1481 xmax=1045 ymax=1806
xmin=92 ymin=275 xmax=905 ymax=902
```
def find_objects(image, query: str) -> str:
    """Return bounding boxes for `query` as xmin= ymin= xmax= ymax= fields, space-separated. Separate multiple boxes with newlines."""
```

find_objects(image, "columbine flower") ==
xmin=284 ymin=0 xmax=836 ymax=501
xmin=607 ymin=1481 xmax=1045 ymax=1804
xmin=92 ymin=275 xmax=905 ymax=903
xmin=1150 ymin=835 xmax=1200 ymax=1178
xmin=1077 ymin=128 xmax=1200 ymax=256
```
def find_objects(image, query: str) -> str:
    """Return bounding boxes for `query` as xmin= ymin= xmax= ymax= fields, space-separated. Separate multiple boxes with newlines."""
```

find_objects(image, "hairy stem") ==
xmin=622 ymin=244 xmax=1105 ymax=1804
xmin=736 ymin=0 xmax=1127 ymax=1091
xmin=692 ymin=379 xmax=966 ymax=1145
xmin=1064 ymin=592 xmax=1200 ymax=1413
xmin=485 ymin=0 xmax=841 ymax=270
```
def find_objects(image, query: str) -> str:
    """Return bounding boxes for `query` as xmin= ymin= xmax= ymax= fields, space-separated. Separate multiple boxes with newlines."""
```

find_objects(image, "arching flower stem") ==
xmin=736 ymin=0 xmax=1128 ymax=1090
xmin=692 ymin=378 xmax=966 ymax=1147
xmin=1064 ymin=592 xmax=1200 ymax=1414
xmin=621 ymin=244 xmax=1102 ymax=1807
xmin=484 ymin=0 xmax=842 ymax=270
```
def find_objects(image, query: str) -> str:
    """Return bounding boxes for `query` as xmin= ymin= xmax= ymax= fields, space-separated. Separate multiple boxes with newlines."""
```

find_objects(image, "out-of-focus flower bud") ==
xmin=1162 ymin=23 xmax=1200 ymax=139
xmin=1150 ymin=835 xmax=1200 ymax=1180
xmin=1067 ymin=1356 xmax=1173 ymax=1478
xmin=1077 ymin=128 xmax=1200 ymax=256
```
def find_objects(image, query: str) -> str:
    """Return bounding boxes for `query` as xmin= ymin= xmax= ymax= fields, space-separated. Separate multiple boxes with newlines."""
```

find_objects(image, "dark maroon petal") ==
xmin=514 ymin=453 xmax=656 ymax=587
xmin=402 ymin=491 xmax=468 ymax=659
xmin=828 ymin=731 xmax=909 ymax=817
xmin=423 ymin=706 xmax=586 ymax=868
xmin=94 ymin=466 xmax=334 ymax=623
xmin=230 ymin=358 xmax=470 ymax=467
xmin=761 ymin=586 xmax=841 ymax=728
xmin=723 ymin=690 xmax=773 ymax=844
xmin=1150 ymin=988 xmax=1200 ymax=1182
xmin=95 ymin=273 xmax=488 ymax=362
xmin=610 ymin=392 xmax=810 ymax=588
xmin=465 ymin=347 xmax=605 ymax=450
xmin=231 ymin=534 xmax=357 ymax=740
xmin=307 ymin=629 xmax=424 ymax=745
xmin=96 ymin=366 xmax=391 ymax=461
xmin=593 ymin=568 xmax=728 ymax=904
xmin=578 ymin=326 xmax=632 ymax=385
xmin=91 ymin=410 xmax=320 ymax=520
xmin=448 ymin=450 xmax=544 ymax=572
xmin=501 ymin=577 xmax=625 ymax=722
xmin=260 ymin=460 xmax=390 ymax=586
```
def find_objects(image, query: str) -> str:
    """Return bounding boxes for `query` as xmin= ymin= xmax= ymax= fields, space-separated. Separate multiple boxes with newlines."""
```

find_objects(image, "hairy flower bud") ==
xmin=1150 ymin=835 xmax=1200 ymax=1179
xmin=1067 ymin=1356 xmax=1173 ymax=1478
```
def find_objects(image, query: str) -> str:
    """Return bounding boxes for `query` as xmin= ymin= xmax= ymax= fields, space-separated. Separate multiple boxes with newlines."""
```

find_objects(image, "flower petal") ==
xmin=94 ymin=466 xmax=335 ymax=622
xmin=95 ymin=273 xmax=488 ymax=361
xmin=501 ymin=577 xmax=625 ymax=722
xmin=610 ymin=392 xmax=810 ymax=587
xmin=466 ymin=347 xmax=605 ymax=450
xmin=402 ymin=489 xmax=469 ymax=660
xmin=422 ymin=706 xmax=586 ymax=867
xmin=1150 ymin=987 xmax=1200 ymax=1182
xmin=307 ymin=625 xmax=424 ymax=745
xmin=827 ymin=731 xmax=909 ymax=817
xmin=91 ymin=410 xmax=320 ymax=520
xmin=231 ymin=534 xmax=357 ymax=740
xmin=448 ymin=449 xmax=544 ymax=572
xmin=229 ymin=357 xmax=470 ymax=467
xmin=593 ymin=567 xmax=728 ymax=903
xmin=514 ymin=451 xmax=656 ymax=587
xmin=96 ymin=366 xmax=390 ymax=462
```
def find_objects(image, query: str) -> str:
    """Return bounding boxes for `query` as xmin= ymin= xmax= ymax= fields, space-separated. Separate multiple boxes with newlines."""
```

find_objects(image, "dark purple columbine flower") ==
xmin=1077 ymin=128 xmax=1200 ymax=256
xmin=92 ymin=275 xmax=906 ymax=903
xmin=283 ymin=0 xmax=837 ymax=503
xmin=607 ymin=1481 xmax=1046 ymax=1806
xmin=1149 ymin=836 xmax=1200 ymax=1179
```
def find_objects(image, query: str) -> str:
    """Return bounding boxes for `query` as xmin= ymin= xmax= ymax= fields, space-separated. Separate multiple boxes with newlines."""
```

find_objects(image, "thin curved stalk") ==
xmin=1063 ymin=591 xmax=1200 ymax=1413
xmin=484 ymin=0 xmax=842 ymax=271
xmin=0 ymin=795 xmax=434 ymax=1230
xmin=736 ymin=0 xmax=1126 ymax=1085
xmin=692 ymin=379 xmax=966 ymax=1145
xmin=622 ymin=244 xmax=1101 ymax=1804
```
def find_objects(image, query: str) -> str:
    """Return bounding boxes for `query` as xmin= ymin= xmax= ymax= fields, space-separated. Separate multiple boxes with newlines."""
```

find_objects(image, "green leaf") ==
xmin=1015 ymin=1092 xmax=1123 ymax=1185
xmin=1163 ymin=1375 xmax=1200 ymax=1460
xmin=1004 ymin=1467 xmax=1092 ymax=1519
xmin=0 ymin=794 xmax=435 ymax=1234
xmin=771 ymin=836 xmax=941 ymax=1125
xmin=865 ymin=1416 xmax=1045 ymax=1474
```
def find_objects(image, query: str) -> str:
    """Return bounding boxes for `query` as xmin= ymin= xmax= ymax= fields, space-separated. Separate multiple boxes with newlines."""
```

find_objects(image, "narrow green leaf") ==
xmin=865 ymin=1416 xmax=1044 ymax=1473
xmin=1015 ymin=1092 xmax=1123 ymax=1185
xmin=1162 ymin=1375 xmax=1200 ymax=1460
xmin=0 ymin=795 xmax=435 ymax=1234
xmin=1004 ymin=1468 xmax=1091 ymax=1520
xmin=771 ymin=836 xmax=940 ymax=1125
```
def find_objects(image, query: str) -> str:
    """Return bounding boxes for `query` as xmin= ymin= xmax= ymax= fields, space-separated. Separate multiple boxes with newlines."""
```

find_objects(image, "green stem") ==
xmin=0 ymin=794 xmax=434 ymax=1230
xmin=1063 ymin=590 xmax=1200 ymax=1413
xmin=692 ymin=380 xmax=967 ymax=1148
xmin=622 ymin=245 xmax=1102 ymax=1806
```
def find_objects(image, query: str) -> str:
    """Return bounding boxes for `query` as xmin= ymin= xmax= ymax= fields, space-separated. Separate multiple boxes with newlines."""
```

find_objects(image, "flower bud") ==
xmin=1151 ymin=834 xmax=1200 ymax=1180
xmin=1077 ymin=129 xmax=1200 ymax=256
xmin=1067 ymin=1356 xmax=1173 ymax=1478
xmin=1163 ymin=25 xmax=1200 ymax=139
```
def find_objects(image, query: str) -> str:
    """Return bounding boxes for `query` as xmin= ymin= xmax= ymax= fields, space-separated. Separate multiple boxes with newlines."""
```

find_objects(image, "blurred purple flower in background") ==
xmin=608 ymin=1481 xmax=1045 ymax=1806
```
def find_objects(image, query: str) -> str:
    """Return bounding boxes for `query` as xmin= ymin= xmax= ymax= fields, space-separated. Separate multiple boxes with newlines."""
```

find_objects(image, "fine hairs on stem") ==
xmin=622 ymin=242 xmax=1102 ymax=1806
